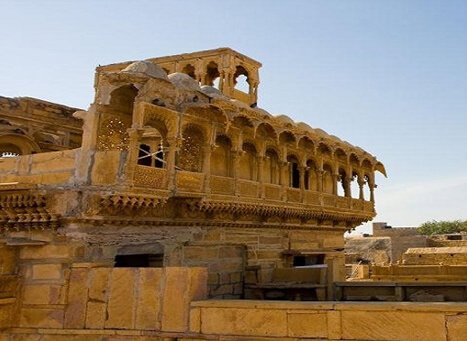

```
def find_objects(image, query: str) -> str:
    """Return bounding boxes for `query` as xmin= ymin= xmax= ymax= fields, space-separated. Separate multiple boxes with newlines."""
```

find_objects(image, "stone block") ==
xmin=20 ymin=307 xmax=64 ymax=328
xmin=135 ymin=268 xmax=162 ymax=330
xmin=85 ymin=301 xmax=106 ymax=329
xmin=23 ymin=284 xmax=64 ymax=305
xmin=64 ymin=268 xmax=89 ymax=328
xmin=88 ymin=267 xmax=111 ymax=302
xmin=184 ymin=247 xmax=219 ymax=260
xmin=189 ymin=267 xmax=208 ymax=300
xmin=105 ymin=268 xmax=136 ymax=329
xmin=31 ymin=263 xmax=62 ymax=280
xmin=341 ymin=310 xmax=446 ymax=341
xmin=161 ymin=267 xmax=190 ymax=332
xmin=287 ymin=312 xmax=327 ymax=338
xmin=189 ymin=307 xmax=201 ymax=333
xmin=20 ymin=244 xmax=71 ymax=260
xmin=91 ymin=151 xmax=120 ymax=185
xmin=200 ymin=307 xmax=287 ymax=337
xmin=326 ymin=310 xmax=341 ymax=340
xmin=447 ymin=314 xmax=467 ymax=341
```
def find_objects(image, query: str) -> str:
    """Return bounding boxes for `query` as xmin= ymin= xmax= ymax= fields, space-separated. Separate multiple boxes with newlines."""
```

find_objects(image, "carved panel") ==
xmin=264 ymin=184 xmax=281 ymax=201
xmin=96 ymin=115 xmax=130 ymax=151
xmin=237 ymin=180 xmax=258 ymax=198
xmin=322 ymin=193 xmax=337 ymax=207
xmin=336 ymin=196 xmax=350 ymax=209
xmin=363 ymin=201 xmax=374 ymax=212
xmin=176 ymin=171 xmax=204 ymax=192
xmin=304 ymin=191 xmax=320 ymax=205
xmin=210 ymin=176 xmax=235 ymax=195
xmin=134 ymin=165 xmax=167 ymax=189
xmin=351 ymin=198 xmax=364 ymax=210
xmin=287 ymin=188 xmax=301 ymax=203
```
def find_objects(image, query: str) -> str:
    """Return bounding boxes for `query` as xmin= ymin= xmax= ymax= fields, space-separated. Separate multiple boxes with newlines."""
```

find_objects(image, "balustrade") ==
xmin=134 ymin=165 xmax=167 ymax=189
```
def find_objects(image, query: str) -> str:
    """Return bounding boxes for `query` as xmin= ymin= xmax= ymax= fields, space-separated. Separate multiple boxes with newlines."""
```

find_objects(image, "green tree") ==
xmin=417 ymin=220 xmax=467 ymax=235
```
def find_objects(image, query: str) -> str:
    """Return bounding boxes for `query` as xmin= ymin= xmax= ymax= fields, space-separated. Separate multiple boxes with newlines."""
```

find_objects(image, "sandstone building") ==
xmin=3 ymin=49 xmax=463 ymax=340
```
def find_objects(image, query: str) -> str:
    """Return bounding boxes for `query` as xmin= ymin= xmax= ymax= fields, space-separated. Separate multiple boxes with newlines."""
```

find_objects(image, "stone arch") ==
xmin=0 ymin=133 xmax=41 ymax=156
xmin=264 ymin=148 xmax=280 ymax=185
xmin=305 ymin=159 xmax=318 ymax=191
xmin=298 ymin=136 xmax=315 ymax=154
xmin=239 ymin=142 xmax=257 ymax=180
xmin=178 ymin=124 xmax=205 ymax=172
xmin=211 ymin=134 xmax=232 ymax=177
xmin=234 ymin=65 xmax=250 ymax=92
xmin=181 ymin=64 xmax=196 ymax=79
xmin=256 ymin=122 xmax=277 ymax=140
xmin=374 ymin=161 xmax=387 ymax=177
xmin=109 ymin=84 xmax=138 ymax=115
xmin=287 ymin=154 xmax=301 ymax=189
xmin=137 ymin=119 xmax=168 ymax=168
xmin=279 ymin=131 xmax=296 ymax=145
xmin=318 ymin=142 xmax=333 ymax=158
xmin=232 ymin=115 xmax=254 ymax=129
xmin=322 ymin=163 xmax=334 ymax=194
xmin=334 ymin=147 xmax=348 ymax=164
xmin=205 ymin=61 xmax=220 ymax=88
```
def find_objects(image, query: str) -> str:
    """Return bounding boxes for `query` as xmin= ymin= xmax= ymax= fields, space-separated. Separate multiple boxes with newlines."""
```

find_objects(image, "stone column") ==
xmin=344 ymin=176 xmax=352 ymax=197
xmin=358 ymin=176 xmax=365 ymax=200
xmin=299 ymin=166 xmax=305 ymax=202
xmin=316 ymin=169 xmax=324 ymax=192
xmin=257 ymin=156 xmax=265 ymax=198
xmin=166 ymin=137 xmax=180 ymax=192
xmin=202 ymin=144 xmax=213 ymax=193
xmin=332 ymin=173 xmax=339 ymax=196
xmin=232 ymin=150 xmax=242 ymax=195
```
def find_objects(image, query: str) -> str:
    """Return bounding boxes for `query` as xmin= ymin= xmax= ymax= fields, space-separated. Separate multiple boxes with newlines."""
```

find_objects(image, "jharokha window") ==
xmin=178 ymin=125 xmax=204 ymax=172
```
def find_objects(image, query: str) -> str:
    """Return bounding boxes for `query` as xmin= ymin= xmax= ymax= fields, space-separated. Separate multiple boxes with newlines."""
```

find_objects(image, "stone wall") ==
xmin=345 ymin=236 xmax=391 ymax=265
xmin=371 ymin=264 xmax=467 ymax=281
xmin=372 ymin=222 xmax=427 ymax=262
xmin=402 ymin=247 xmax=467 ymax=265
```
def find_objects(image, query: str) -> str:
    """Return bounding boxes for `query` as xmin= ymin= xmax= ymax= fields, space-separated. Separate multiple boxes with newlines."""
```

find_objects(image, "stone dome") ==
xmin=168 ymin=73 xmax=201 ymax=91
xmin=200 ymin=85 xmax=224 ymax=98
xmin=275 ymin=114 xmax=295 ymax=126
xmin=297 ymin=122 xmax=313 ymax=131
xmin=121 ymin=61 xmax=168 ymax=80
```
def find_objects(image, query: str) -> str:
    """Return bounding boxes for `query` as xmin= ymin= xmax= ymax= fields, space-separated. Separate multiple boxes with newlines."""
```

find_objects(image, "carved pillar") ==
xmin=344 ymin=176 xmax=352 ymax=197
xmin=332 ymin=173 xmax=339 ymax=196
xmin=166 ymin=137 xmax=180 ymax=191
xmin=280 ymin=160 xmax=289 ymax=201
xmin=202 ymin=144 xmax=213 ymax=193
xmin=257 ymin=156 xmax=265 ymax=198
xmin=123 ymin=128 xmax=144 ymax=186
xmin=299 ymin=166 xmax=305 ymax=202
xmin=232 ymin=150 xmax=242 ymax=195
xmin=358 ymin=176 xmax=365 ymax=200
xmin=317 ymin=169 xmax=324 ymax=192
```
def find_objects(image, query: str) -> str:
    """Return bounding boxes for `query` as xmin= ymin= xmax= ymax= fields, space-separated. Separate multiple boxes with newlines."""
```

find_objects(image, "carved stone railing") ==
xmin=175 ymin=171 xmax=204 ymax=193
xmin=351 ymin=198 xmax=364 ymax=210
xmin=336 ymin=196 xmax=350 ymax=209
xmin=237 ymin=179 xmax=259 ymax=198
xmin=134 ymin=165 xmax=167 ymax=189
xmin=322 ymin=193 xmax=337 ymax=207
xmin=286 ymin=188 xmax=301 ymax=203
xmin=263 ymin=184 xmax=282 ymax=201
xmin=304 ymin=191 xmax=321 ymax=206
xmin=210 ymin=175 xmax=235 ymax=195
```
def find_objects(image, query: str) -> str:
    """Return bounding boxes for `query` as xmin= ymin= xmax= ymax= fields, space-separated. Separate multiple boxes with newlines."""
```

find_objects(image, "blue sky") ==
xmin=1 ymin=1 xmax=466 ymax=233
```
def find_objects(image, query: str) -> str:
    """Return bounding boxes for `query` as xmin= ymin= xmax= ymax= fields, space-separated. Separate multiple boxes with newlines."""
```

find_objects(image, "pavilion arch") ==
xmin=350 ymin=170 xmax=361 ymax=199
xmin=363 ymin=173 xmax=372 ymax=201
xmin=255 ymin=122 xmax=277 ymax=140
xmin=317 ymin=142 xmax=333 ymax=158
xmin=334 ymin=148 xmax=348 ymax=163
xmin=361 ymin=158 xmax=373 ymax=170
xmin=0 ymin=133 xmax=41 ymax=156
xmin=178 ymin=124 xmax=205 ymax=172
xmin=211 ymin=134 xmax=232 ymax=177
xmin=239 ymin=142 xmax=257 ymax=180
xmin=234 ymin=65 xmax=250 ymax=92
xmin=287 ymin=154 xmax=301 ymax=189
xmin=322 ymin=163 xmax=334 ymax=194
xmin=109 ymin=84 xmax=139 ymax=115
xmin=264 ymin=148 xmax=280 ymax=185
xmin=181 ymin=64 xmax=196 ymax=79
xmin=349 ymin=153 xmax=360 ymax=169
xmin=305 ymin=159 xmax=319 ymax=191
xmin=205 ymin=61 xmax=220 ymax=88
xmin=232 ymin=115 xmax=254 ymax=129
xmin=279 ymin=131 xmax=296 ymax=146
xmin=298 ymin=136 xmax=315 ymax=154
